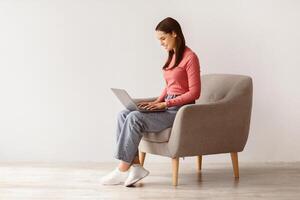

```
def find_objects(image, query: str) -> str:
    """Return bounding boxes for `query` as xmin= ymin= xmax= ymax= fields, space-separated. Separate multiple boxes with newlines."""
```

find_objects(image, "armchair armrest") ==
xmin=168 ymin=99 xmax=250 ymax=157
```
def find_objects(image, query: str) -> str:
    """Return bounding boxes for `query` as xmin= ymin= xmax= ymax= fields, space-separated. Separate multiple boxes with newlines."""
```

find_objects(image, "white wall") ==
xmin=0 ymin=0 xmax=299 ymax=163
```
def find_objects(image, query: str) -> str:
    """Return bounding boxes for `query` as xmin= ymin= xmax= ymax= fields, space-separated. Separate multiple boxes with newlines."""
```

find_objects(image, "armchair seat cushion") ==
xmin=142 ymin=128 xmax=172 ymax=143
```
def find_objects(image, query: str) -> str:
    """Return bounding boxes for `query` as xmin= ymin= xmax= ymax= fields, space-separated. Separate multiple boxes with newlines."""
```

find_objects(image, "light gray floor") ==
xmin=0 ymin=161 xmax=299 ymax=200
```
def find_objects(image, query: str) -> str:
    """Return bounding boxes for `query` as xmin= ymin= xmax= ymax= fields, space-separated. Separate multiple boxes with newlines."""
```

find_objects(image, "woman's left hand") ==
xmin=143 ymin=102 xmax=167 ymax=110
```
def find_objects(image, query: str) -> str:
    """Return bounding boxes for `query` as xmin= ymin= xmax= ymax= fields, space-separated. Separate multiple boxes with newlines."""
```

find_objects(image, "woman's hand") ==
xmin=137 ymin=101 xmax=156 ymax=108
xmin=142 ymin=102 xmax=167 ymax=110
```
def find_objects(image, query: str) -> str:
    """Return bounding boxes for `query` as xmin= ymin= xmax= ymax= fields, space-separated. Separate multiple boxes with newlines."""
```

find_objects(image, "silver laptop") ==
xmin=111 ymin=88 xmax=167 ymax=113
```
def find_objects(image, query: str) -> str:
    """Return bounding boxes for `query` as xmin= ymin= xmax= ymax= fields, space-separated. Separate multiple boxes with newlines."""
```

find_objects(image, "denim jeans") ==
xmin=114 ymin=94 xmax=181 ymax=163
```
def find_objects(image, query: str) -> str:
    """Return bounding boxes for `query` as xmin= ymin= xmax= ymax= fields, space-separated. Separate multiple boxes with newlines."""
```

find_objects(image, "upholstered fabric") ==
xmin=142 ymin=128 xmax=172 ymax=143
xmin=138 ymin=73 xmax=253 ymax=158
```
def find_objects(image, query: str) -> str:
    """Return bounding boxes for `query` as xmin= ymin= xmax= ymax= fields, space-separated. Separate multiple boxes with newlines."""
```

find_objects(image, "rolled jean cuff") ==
xmin=114 ymin=154 xmax=132 ymax=165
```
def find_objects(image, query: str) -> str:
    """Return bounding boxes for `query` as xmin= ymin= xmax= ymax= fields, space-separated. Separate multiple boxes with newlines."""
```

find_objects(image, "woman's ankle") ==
xmin=132 ymin=156 xmax=140 ymax=165
xmin=118 ymin=161 xmax=130 ymax=172
xmin=118 ymin=155 xmax=140 ymax=172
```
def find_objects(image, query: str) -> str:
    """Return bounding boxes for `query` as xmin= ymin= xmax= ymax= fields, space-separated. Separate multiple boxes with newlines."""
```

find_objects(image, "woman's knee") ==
xmin=117 ymin=109 xmax=131 ymax=120
xmin=127 ymin=111 xmax=143 ymax=120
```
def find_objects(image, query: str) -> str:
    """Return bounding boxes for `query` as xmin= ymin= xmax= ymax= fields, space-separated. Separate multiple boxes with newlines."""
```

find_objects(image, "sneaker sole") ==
xmin=124 ymin=171 xmax=149 ymax=187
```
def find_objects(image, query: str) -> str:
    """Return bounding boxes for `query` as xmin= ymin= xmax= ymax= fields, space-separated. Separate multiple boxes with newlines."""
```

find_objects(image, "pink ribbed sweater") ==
xmin=157 ymin=46 xmax=201 ymax=107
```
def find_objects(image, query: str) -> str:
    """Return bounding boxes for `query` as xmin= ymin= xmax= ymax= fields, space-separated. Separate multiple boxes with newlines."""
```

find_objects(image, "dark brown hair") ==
xmin=155 ymin=17 xmax=186 ymax=70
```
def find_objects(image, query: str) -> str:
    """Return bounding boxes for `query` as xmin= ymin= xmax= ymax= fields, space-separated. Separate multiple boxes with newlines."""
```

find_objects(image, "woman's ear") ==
xmin=172 ymin=31 xmax=177 ymax=38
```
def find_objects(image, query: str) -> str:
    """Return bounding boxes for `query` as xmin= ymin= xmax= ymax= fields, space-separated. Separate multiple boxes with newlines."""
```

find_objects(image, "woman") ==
xmin=101 ymin=17 xmax=201 ymax=187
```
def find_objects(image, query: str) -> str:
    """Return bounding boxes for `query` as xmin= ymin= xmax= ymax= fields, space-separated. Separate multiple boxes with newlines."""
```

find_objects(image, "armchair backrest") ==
xmin=191 ymin=74 xmax=253 ymax=154
xmin=197 ymin=74 xmax=253 ymax=105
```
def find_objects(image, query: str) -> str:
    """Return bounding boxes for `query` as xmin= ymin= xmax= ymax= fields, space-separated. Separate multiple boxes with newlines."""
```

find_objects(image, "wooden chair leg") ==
xmin=172 ymin=157 xmax=179 ymax=186
xmin=197 ymin=155 xmax=202 ymax=172
xmin=139 ymin=151 xmax=146 ymax=166
xmin=230 ymin=152 xmax=239 ymax=178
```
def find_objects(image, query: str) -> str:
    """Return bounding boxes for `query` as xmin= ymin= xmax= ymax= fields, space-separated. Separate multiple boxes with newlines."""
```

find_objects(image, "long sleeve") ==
xmin=165 ymin=54 xmax=201 ymax=107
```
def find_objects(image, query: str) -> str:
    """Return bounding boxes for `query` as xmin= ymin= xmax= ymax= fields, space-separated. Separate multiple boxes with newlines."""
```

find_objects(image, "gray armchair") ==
xmin=136 ymin=74 xmax=253 ymax=186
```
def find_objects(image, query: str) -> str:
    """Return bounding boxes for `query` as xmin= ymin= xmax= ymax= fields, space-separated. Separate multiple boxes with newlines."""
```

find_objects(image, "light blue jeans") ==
xmin=114 ymin=94 xmax=181 ymax=164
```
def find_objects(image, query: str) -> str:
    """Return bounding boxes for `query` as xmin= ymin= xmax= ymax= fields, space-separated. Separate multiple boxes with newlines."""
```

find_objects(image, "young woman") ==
xmin=101 ymin=17 xmax=201 ymax=187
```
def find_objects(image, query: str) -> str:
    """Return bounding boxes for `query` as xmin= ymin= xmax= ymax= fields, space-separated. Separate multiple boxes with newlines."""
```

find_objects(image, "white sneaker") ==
xmin=124 ymin=164 xmax=150 ymax=187
xmin=101 ymin=168 xmax=129 ymax=185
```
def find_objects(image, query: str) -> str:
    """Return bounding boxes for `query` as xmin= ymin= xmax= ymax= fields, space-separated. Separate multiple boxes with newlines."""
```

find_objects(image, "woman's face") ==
xmin=155 ymin=30 xmax=177 ymax=52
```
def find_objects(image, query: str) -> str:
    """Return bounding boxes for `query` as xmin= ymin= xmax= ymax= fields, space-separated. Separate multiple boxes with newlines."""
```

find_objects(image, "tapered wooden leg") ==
xmin=139 ymin=151 xmax=146 ymax=166
xmin=172 ymin=158 xmax=179 ymax=186
xmin=230 ymin=152 xmax=239 ymax=178
xmin=197 ymin=155 xmax=202 ymax=172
